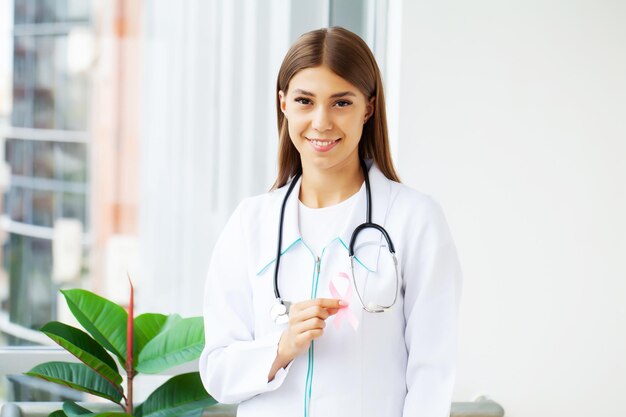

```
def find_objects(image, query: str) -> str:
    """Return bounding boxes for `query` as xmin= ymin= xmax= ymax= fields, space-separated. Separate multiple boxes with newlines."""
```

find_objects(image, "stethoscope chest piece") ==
xmin=270 ymin=300 xmax=291 ymax=325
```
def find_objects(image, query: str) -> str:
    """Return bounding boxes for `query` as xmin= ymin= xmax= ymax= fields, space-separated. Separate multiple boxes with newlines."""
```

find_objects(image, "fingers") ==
xmin=298 ymin=329 xmax=323 ymax=343
xmin=298 ymin=298 xmax=346 ymax=310
xmin=290 ymin=301 xmax=344 ymax=323
xmin=278 ymin=298 xmax=348 ymax=362
xmin=279 ymin=314 xmax=327 ymax=362
xmin=291 ymin=316 xmax=326 ymax=333
xmin=325 ymin=308 xmax=340 ymax=316
xmin=295 ymin=305 xmax=330 ymax=320
xmin=289 ymin=298 xmax=345 ymax=317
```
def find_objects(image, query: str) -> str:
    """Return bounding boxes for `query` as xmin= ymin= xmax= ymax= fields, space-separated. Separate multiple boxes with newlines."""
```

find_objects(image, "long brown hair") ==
xmin=271 ymin=26 xmax=400 ymax=190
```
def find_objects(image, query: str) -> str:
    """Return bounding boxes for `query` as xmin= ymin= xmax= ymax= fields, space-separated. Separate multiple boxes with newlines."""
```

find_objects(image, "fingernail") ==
xmin=339 ymin=300 xmax=349 ymax=306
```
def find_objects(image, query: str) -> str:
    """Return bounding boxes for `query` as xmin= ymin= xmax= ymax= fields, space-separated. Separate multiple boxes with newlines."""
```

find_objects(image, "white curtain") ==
xmin=138 ymin=0 xmax=291 ymax=315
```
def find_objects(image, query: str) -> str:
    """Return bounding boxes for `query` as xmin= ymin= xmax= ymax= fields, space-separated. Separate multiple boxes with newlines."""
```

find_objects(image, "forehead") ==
xmin=288 ymin=66 xmax=362 ymax=97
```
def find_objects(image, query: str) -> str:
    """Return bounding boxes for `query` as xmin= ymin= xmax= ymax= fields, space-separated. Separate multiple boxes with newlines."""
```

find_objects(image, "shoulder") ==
xmin=389 ymin=181 xmax=445 ymax=220
xmin=234 ymin=187 xmax=285 ymax=219
xmin=386 ymin=180 xmax=454 ymax=247
xmin=225 ymin=187 xmax=286 ymax=243
xmin=369 ymin=162 xmax=444 ymax=226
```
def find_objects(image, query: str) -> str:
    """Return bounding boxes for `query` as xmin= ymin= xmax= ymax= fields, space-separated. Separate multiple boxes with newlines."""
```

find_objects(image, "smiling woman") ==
xmin=199 ymin=27 xmax=463 ymax=417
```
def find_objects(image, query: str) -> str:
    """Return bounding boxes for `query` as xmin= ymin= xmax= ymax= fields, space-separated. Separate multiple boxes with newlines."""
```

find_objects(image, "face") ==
xmin=279 ymin=65 xmax=374 ymax=173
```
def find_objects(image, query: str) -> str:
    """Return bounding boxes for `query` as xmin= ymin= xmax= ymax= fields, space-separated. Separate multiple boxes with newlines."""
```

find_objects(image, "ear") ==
xmin=278 ymin=90 xmax=287 ymax=115
xmin=364 ymin=96 xmax=375 ymax=123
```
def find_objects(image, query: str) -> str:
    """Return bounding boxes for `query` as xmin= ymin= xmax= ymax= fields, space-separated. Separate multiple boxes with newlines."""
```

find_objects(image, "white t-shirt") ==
xmin=298 ymin=188 xmax=361 ymax=257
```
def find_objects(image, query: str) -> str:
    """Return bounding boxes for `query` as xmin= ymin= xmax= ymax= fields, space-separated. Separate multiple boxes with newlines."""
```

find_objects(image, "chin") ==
xmin=306 ymin=154 xmax=355 ymax=172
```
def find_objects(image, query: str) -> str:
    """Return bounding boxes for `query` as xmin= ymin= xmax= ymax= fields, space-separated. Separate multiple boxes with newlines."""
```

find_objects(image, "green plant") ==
xmin=24 ymin=280 xmax=217 ymax=417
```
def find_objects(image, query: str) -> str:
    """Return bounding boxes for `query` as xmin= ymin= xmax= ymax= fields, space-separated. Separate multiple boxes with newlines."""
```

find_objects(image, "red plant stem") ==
xmin=126 ymin=272 xmax=135 ymax=414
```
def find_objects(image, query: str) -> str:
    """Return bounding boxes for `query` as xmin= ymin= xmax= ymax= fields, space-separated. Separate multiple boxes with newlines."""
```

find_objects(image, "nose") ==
xmin=311 ymin=106 xmax=332 ymax=132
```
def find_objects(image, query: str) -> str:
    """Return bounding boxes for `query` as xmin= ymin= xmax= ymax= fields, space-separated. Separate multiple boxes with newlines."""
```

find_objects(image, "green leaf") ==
xmin=134 ymin=313 xmax=168 ymax=354
xmin=134 ymin=314 xmax=183 ymax=368
xmin=136 ymin=317 xmax=204 ymax=374
xmin=62 ymin=401 xmax=93 ymax=416
xmin=48 ymin=411 xmax=68 ymax=417
xmin=61 ymin=289 xmax=128 ymax=363
xmin=63 ymin=401 xmax=93 ymax=417
xmin=159 ymin=314 xmax=183 ymax=333
xmin=91 ymin=414 xmax=133 ymax=417
xmin=62 ymin=401 xmax=133 ymax=417
xmin=177 ymin=411 xmax=204 ymax=417
xmin=41 ymin=322 xmax=122 ymax=385
xmin=91 ymin=415 xmax=132 ymax=416
xmin=134 ymin=372 xmax=217 ymax=417
xmin=26 ymin=362 xmax=123 ymax=403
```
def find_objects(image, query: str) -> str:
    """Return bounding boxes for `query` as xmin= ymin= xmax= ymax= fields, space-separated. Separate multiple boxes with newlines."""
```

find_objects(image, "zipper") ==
xmin=312 ymin=256 xmax=321 ymax=297
xmin=304 ymin=255 xmax=322 ymax=417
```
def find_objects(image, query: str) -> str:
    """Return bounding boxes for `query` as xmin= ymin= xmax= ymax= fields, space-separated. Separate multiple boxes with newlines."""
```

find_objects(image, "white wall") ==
xmin=391 ymin=1 xmax=626 ymax=416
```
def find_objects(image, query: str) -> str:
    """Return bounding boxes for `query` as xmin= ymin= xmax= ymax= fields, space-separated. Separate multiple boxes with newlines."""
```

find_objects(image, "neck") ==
xmin=299 ymin=157 xmax=364 ymax=208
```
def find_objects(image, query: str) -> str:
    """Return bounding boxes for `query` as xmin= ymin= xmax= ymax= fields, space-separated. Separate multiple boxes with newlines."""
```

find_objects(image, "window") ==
xmin=1 ymin=0 xmax=93 ymax=403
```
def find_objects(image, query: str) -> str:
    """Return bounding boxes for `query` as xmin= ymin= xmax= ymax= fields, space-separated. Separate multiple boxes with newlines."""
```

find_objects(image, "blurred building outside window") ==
xmin=0 ymin=0 xmax=141 ymax=404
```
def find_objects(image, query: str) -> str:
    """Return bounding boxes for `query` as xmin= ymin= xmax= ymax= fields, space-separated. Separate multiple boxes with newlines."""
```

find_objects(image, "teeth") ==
xmin=310 ymin=139 xmax=337 ymax=147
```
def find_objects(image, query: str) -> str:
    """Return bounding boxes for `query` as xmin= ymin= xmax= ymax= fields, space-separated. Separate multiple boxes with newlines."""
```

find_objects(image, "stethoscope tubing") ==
xmin=273 ymin=168 xmax=302 ymax=301
xmin=272 ymin=159 xmax=398 ymax=318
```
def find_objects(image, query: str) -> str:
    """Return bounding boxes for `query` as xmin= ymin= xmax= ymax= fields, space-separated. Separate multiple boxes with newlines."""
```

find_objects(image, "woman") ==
xmin=199 ymin=27 xmax=462 ymax=417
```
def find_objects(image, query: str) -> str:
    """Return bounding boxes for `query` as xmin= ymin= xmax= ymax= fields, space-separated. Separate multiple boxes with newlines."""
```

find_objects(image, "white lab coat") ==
xmin=199 ymin=161 xmax=463 ymax=417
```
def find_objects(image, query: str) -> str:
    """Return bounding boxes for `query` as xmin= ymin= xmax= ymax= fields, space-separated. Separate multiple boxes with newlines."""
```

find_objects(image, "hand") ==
xmin=268 ymin=298 xmax=345 ymax=381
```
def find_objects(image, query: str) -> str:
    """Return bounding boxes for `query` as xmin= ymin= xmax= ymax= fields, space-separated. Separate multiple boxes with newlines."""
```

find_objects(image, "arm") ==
xmin=198 ymin=203 xmax=291 ymax=404
xmin=402 ymin=199 xmax=463 ymax=416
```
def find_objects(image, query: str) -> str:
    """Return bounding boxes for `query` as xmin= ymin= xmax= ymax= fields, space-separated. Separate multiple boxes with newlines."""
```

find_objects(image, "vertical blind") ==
xmin=139 ymin=0 xmax=291 ymax=315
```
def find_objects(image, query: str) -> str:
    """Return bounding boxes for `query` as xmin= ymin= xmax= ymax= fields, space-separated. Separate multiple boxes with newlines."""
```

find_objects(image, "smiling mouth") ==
xmin=306 ymin=137 xmax=341 ymax=153
xmin=306 ymin=138 xmax=340 ymax=146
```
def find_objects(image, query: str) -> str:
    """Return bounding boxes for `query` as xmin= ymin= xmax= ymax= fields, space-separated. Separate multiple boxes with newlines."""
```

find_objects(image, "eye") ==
xmin=294 ymin=97 xmax=312 ymax=105
xmin=335 ymin=100 xmax=352 ymax=108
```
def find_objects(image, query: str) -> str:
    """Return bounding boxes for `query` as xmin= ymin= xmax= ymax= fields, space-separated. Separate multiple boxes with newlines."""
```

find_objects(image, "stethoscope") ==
xmin=270 ymin=159 xmax=400 ymax=324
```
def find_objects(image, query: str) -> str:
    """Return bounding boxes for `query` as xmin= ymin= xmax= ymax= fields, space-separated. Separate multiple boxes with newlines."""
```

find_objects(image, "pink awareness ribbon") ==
xmin=329 ymin=272 xmax=359 ymax=331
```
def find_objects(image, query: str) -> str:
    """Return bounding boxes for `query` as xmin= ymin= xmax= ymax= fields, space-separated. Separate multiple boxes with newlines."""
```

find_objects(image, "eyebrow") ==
xmin=292 ymin=89 xmax=357 ymax=99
